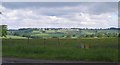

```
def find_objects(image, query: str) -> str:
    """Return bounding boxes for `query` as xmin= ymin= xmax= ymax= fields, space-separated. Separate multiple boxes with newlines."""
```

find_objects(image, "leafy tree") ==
xmin=42 ymin=31 xmax=46 ymax=33
xmin=107 ymin=33 xmax=116 ymax=37
xmin=66 ymin=35 xmax=71 ymax=38
xmin=72 ymin=34 xmax=76 ymax=37
xmin=118 ymin=33 xmax=120 ymax=37
xmin=13 ymin=32 xmax=20 ymax=36
xmin=97 ymin=32 xmax=104 ymax=37
xmin=85 ymin=35 xmax=90 ymax=37
xmin=22 ymin=34 xmax=30 ymax=38
xmin=0 ymin=25 xmax=7 ymax=37
xmin=90 ymin=34 xmax=95 ymax=37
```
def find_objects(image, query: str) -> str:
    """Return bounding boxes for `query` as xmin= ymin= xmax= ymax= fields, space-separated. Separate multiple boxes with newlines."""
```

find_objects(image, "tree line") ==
xmin=1 ymin=25 xmax=120 ymax=38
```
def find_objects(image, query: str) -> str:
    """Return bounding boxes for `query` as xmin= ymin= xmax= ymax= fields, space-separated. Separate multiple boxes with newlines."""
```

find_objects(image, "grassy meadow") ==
xmin=2 ymin=37 xmax=118 ymax=62
xmin=0 ymin=35 xmax=28 ymax=39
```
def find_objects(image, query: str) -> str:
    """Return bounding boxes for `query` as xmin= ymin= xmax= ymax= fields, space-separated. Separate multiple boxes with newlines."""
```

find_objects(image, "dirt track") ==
xmin=2 ymin=57 xmax=113 ymax=63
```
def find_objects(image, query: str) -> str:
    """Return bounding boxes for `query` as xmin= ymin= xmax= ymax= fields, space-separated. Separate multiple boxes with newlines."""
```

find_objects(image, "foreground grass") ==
xmin=2 ymin=38 xmax=118 ymax=62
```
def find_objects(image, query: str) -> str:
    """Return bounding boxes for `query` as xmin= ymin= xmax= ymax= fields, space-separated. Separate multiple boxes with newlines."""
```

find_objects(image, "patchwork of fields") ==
xmin=2 ymin=38 xmax=119 ymax=62
xmin=8 ymin=28 xmax=119 ymax=39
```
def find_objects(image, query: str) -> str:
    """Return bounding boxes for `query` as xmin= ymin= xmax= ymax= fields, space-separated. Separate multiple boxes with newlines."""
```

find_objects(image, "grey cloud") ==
xmin=2 ymin=0 xmax=119 ymax=2
xmin=2 ymin=2 xmax=81 ymax=9
xmin=87 ymin=2 xmax=118 ymax=15
xmin=2 ymin=2 xmax=118 ymax=15
xmin=1 ymin=2 xmax=118 ymax=29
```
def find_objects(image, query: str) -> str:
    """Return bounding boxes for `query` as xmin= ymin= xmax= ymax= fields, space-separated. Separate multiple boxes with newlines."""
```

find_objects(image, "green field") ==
xmin=0 ymin=35 xmax=28 ymax=39
xmin=2 ymin=38 xmax=118 ymax=62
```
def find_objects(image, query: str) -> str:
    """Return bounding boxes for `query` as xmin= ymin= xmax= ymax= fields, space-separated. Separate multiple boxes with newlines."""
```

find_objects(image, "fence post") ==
xmin=85 ymin=44 xmax=90 ymax=49
xmin=58 ymin=38 xmax=60 ymax=47
xmin=10 ymin=37 xmax=12 ymax=44
xmin=27 ymin=37 xmax=30 ymax=44
xmin=81 ymin=44 xmax=85 ymax=48
xmin=44 ymin=38 xmax=46 ymax=48
xmin=76 ymin=38 xmax=79 ymax=48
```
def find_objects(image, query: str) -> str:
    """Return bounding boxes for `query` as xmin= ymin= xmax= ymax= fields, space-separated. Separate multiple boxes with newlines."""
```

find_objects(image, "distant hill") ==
xmin=6 ymin=27 xmax=119 ymax=39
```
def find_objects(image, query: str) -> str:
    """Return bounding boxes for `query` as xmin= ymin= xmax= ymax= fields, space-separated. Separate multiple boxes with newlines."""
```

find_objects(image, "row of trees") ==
xmin=65 ymin=33 xmax=119 ymax=38
xmin=2 ymin=25 xmax=120 ymax=38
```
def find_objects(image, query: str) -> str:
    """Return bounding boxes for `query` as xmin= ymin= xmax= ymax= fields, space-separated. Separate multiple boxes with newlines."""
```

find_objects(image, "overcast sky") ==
xmin=0 ymin=2 xmax=118 ymax=29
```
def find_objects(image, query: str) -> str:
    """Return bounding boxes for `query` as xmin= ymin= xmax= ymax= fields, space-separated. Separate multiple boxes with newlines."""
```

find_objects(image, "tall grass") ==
xmin=2 ymin=38 xmax=118 ymax=62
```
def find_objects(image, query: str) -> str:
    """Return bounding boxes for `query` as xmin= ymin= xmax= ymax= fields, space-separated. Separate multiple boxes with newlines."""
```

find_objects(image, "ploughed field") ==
xmin=2 ymin=38 xmax=119 ymax=62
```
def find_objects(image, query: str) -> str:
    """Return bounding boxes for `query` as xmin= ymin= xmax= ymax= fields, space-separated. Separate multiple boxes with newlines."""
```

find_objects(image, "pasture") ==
xmin=2 ymin=38 xmax=118 ymax=62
